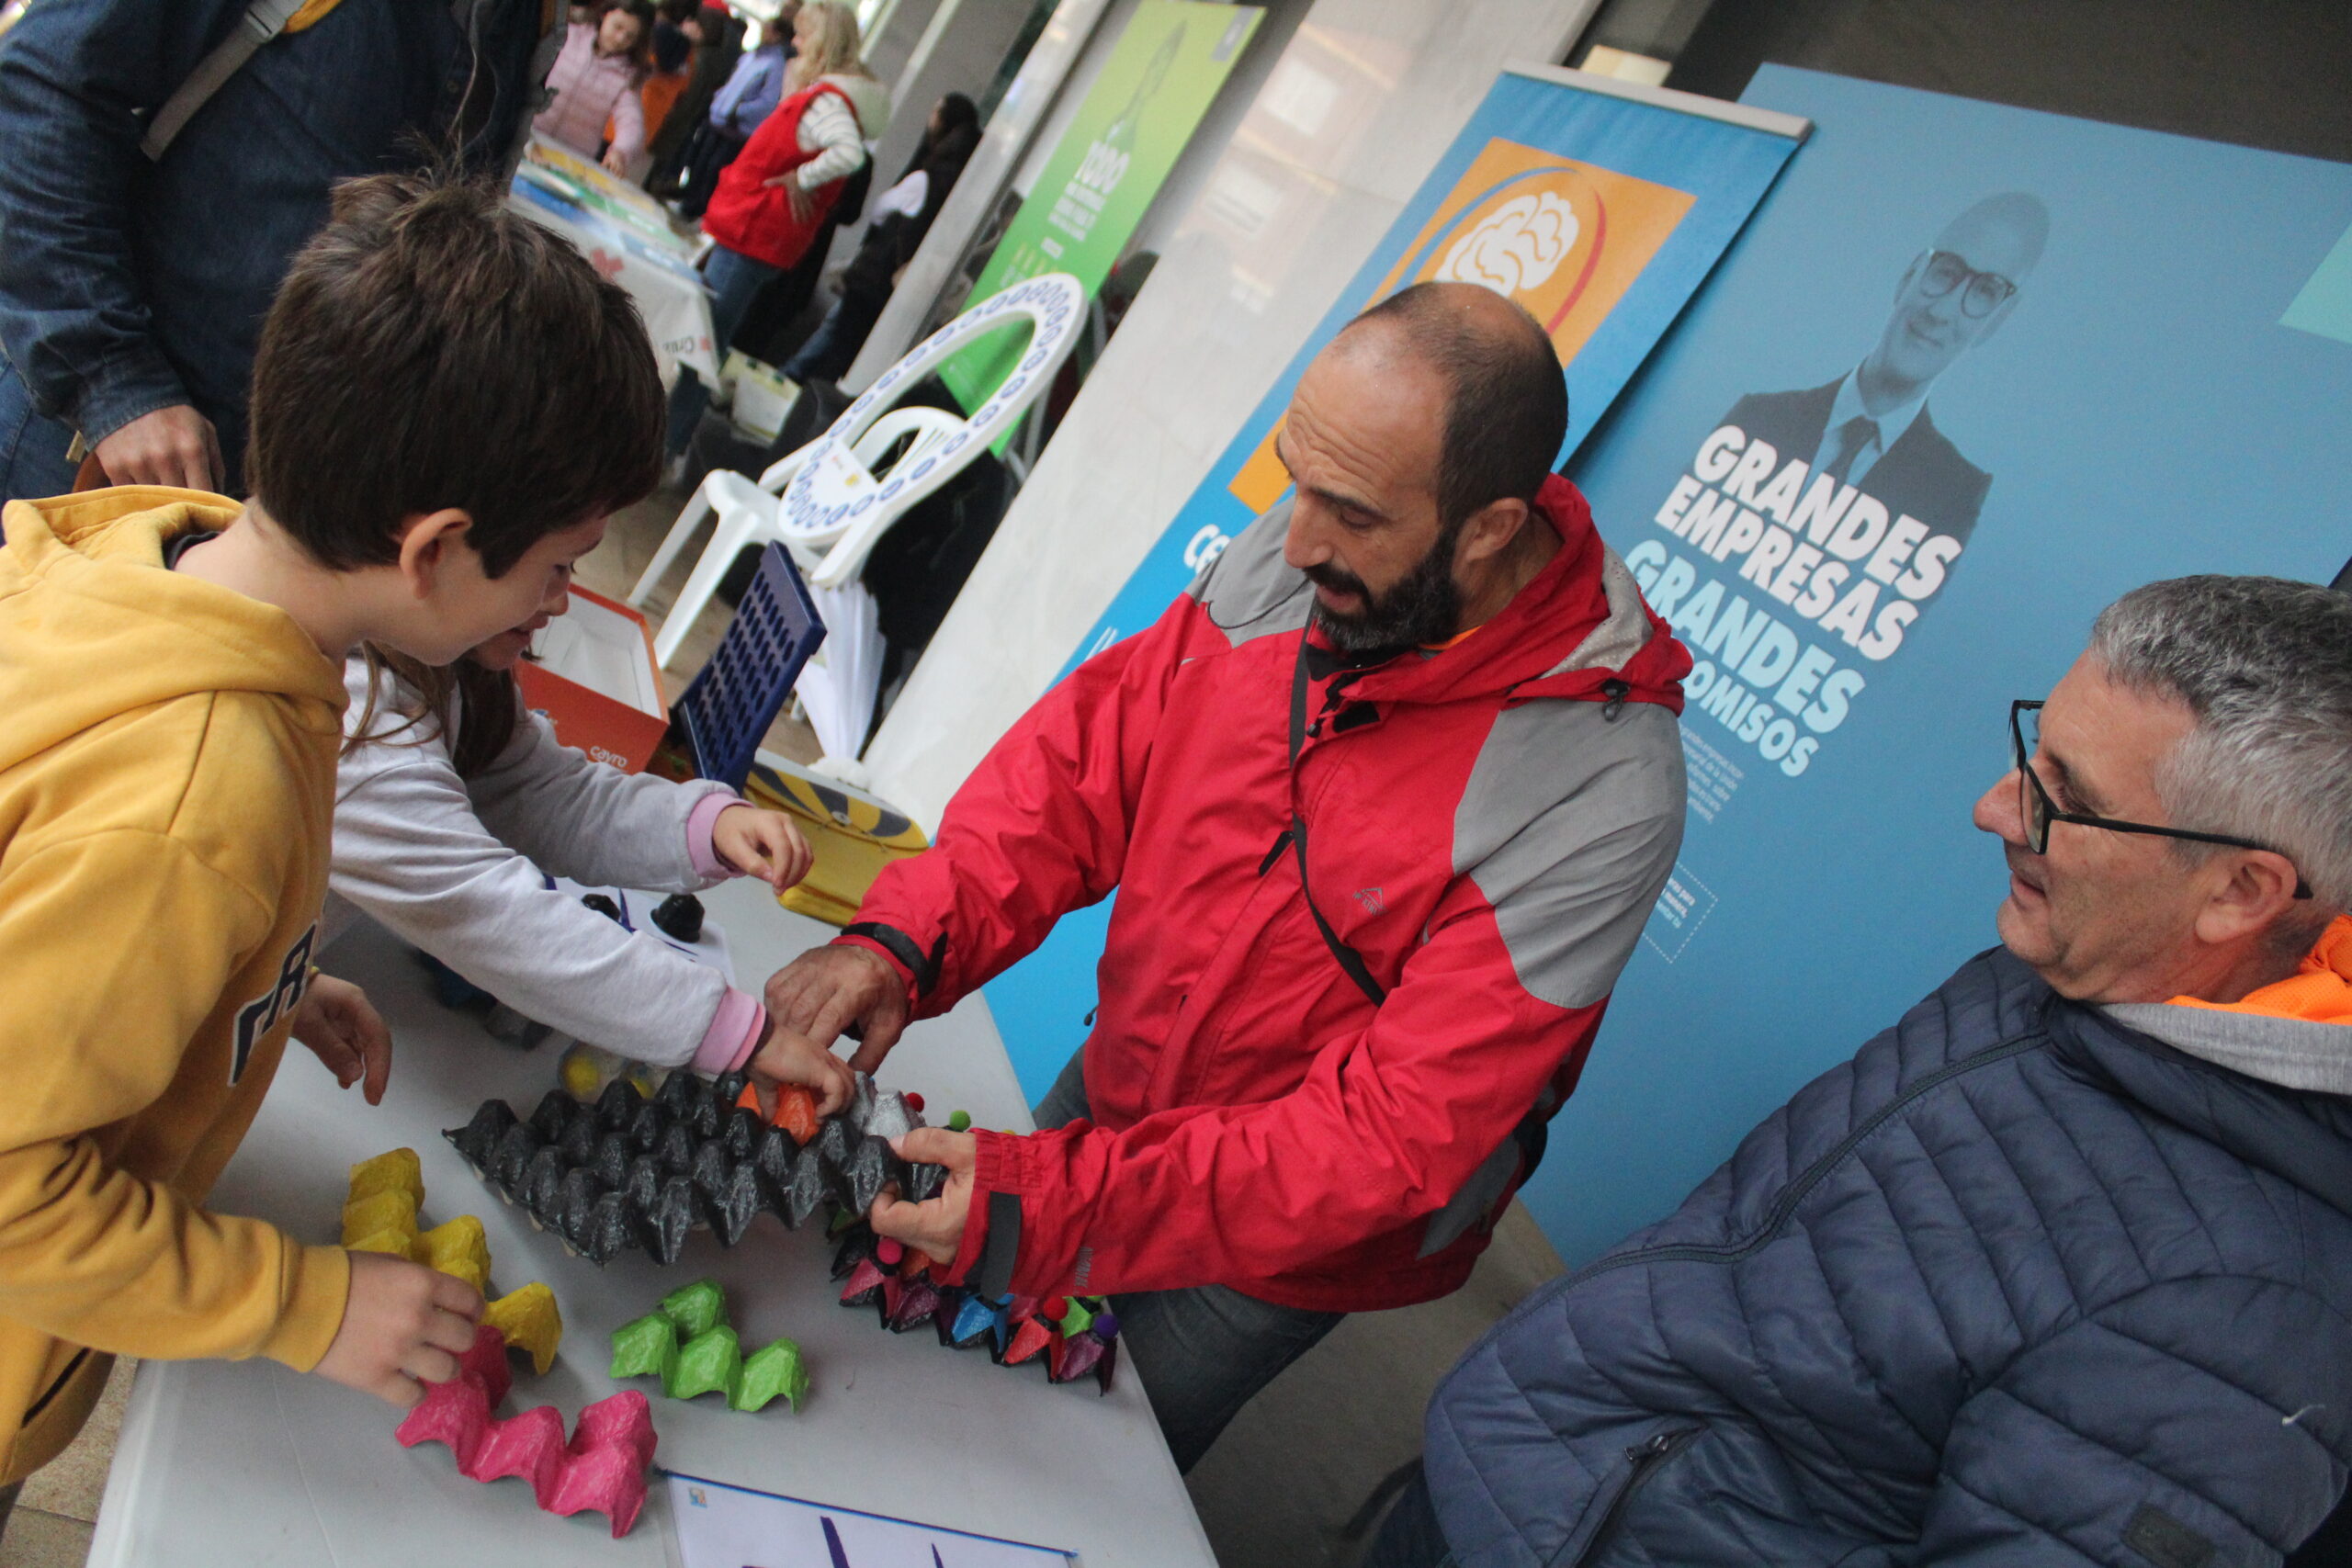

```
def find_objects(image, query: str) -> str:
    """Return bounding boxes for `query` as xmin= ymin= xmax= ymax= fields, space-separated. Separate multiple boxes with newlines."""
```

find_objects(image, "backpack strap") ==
xmin=141 ymin=0 xmax=320 ymax=161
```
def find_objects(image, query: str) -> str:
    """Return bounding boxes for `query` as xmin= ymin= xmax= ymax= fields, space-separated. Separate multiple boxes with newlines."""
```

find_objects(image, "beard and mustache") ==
xmin=1302 ymin=519 xmax=1465 ymax=660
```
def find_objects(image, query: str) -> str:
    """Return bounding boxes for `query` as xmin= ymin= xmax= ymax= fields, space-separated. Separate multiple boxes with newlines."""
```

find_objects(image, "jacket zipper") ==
xmin=1551 ymin=1032 xmax=2047 ymax=1292
xmin=1570 ymin=1427 xmax=1702 ymax=1566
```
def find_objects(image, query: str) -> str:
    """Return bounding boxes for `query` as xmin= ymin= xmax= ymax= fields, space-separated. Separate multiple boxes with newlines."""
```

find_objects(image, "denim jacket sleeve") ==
xmin=0 ymin=0 xmax=251 ymax=442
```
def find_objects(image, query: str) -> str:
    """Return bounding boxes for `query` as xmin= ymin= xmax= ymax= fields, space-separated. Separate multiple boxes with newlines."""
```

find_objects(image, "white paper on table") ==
xmin=793 ymin=581 xmax=885 ymax=766
xmin=661 ymin=1472 xmax=1075 ymax=1568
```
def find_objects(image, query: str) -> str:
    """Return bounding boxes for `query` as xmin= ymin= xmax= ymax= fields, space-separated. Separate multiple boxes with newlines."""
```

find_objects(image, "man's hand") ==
xmin=763 ymin=942 xmax=909 ymax=1074
xmin=312 ymin=1251 xmax=483 ymax=1408
xmin=712 ymin=803 xmax=814 ymax=892
xmin=746 ymin=1018 xmax=854 ymax=1116
xmin=292 ymin=975 xmax=393 ymax=1105
xmin=91 ymin=404 xmax=223 ymax=491
xmin=869 ymin=1127 xmax=978 ymax=1267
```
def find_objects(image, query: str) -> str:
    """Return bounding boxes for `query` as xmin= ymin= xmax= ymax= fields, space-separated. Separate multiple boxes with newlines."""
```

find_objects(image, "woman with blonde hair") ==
xmin=665 ymin=1 xmax=888 ymax=460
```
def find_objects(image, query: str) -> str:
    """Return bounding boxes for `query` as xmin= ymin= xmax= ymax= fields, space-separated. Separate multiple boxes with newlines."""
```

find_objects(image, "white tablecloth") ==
xmin=508 ymin=136 xmax=718 ymax=391
xmin=85 ymin=878 xmax=1216 ymax=1568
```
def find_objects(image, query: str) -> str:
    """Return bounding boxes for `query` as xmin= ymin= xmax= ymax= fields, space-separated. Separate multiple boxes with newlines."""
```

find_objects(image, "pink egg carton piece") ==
xmin=395 ymin=1325 xmax=659 ymax=1538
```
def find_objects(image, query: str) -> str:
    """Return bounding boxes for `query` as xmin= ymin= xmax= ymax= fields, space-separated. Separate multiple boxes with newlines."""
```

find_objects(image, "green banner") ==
xmin=938 ymin=0 xmax=1261 ymax=411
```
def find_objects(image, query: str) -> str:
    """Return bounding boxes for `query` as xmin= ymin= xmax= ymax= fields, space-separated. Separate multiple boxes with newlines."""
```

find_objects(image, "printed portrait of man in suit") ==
xmin=1722 ymin=192 xmax=2051 ymax=553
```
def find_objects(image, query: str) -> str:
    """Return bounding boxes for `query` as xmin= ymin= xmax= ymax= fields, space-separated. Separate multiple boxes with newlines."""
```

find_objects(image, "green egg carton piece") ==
xmin=669 ymin=1325 xmax=741 ymax=1402
xmin=613 ymin=1278 xmax=810 ymax=1414
xmin=732 ymin=1337 xmax=810 ymax=1414
xmin=659 ymin=1277 xmax=729 ymax=1340
xmin=608 ymin=1312 xmax=680 ymax=1383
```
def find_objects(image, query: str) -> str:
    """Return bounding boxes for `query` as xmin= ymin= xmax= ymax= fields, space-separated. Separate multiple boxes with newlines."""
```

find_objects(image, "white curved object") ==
xmin=783 ymin=271 xmax=1086 ymax=592
xmin=646 ymin=406 xmax=962 ymax=669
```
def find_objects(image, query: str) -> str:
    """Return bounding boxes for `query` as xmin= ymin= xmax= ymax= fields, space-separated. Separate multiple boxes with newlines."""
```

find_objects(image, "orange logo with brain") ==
xmin=1228 ymin=138 xmax=1695 ymax=513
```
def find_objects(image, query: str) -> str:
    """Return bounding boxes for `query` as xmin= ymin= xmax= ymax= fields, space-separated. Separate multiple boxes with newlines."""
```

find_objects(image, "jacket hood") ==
xmin=1312 ymin=475 xmax=1691 ymax=713
xmin=0 ymin=490 xmax=347 ymax=773
xmin=2056 ymin=998 xmax=2352 ymax=1221
xmin=2099 ymin=916 xmax=2352 ymax=1095
xmin=816 ymin=72 xmax=891 ymax=138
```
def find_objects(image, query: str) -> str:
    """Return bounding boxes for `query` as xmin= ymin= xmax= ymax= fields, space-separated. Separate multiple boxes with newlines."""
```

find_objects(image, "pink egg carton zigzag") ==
xmin=395 ymin=1324 xmax=658 ymax=1537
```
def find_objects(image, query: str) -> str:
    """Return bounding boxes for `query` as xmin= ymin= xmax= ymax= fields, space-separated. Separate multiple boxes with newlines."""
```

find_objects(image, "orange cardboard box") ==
xmin=514 ymin=585 xmax=668 ymax=773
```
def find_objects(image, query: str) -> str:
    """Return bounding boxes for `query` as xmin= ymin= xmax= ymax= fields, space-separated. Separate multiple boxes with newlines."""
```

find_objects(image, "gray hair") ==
xmin=2089 ymin=575 xmax=2352 ymax=944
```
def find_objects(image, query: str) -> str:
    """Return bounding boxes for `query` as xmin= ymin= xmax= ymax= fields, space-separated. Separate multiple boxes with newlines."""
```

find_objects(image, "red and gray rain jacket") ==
xmin=838 ymin=476 xmax=1691 ymax=1311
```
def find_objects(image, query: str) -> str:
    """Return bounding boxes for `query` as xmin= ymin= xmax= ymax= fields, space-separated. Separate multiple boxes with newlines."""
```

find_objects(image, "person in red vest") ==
xmin=763 ymin=283 xmax=1696 ymax=1470
xmin=662 ymin=0 xmax=884 ymax=466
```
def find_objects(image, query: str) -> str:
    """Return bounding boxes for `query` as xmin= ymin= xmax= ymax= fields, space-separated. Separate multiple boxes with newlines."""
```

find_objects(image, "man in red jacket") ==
xmin=765 ymin=282 xmax=1691 ymax=1468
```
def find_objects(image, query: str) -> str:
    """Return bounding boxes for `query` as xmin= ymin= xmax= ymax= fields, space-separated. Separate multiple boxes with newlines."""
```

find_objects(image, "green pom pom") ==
xmin=608 ymin=1312 xmax=679 ymax=1383
xmin=669 ymin=1324 xmax=742 ymax=1402
xmin=658 ymin=1277 xmax=729 ymax=1340
xmin=947 ymin=1110 xmax=972 ymax=1133
xmin=732 ymin=1337 xmax=811 ymax=1414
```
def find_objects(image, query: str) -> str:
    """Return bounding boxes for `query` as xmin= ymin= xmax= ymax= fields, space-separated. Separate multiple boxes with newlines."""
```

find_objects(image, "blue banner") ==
xmin=1537 ymin=66 xmax=2352 ymax=1266
xmin=985 ymin=65 xmax=1806 ymax=1100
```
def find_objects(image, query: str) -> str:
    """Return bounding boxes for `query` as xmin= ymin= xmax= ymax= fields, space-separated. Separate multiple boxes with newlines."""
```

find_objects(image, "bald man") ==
xmin=1723 ymin=191 xmax=2052 ymax=554
xmin=760 ymin=283 xmax=1691 ymax=1468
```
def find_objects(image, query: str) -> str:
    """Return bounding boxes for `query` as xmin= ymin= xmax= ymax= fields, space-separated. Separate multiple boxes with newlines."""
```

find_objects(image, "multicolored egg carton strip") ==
xmin=394 ymin=1322 xmax=657 ymax=1538
xmin=831 ymin=1224 xmax=1120 ymax=1395
xmin=442 ymin=1068 xmax=946 ymax=1268
xmin=342 ymin=1147 xmax=564 ymax=1373
xmin=609 ymin=1277 xmax=811 ymax=1414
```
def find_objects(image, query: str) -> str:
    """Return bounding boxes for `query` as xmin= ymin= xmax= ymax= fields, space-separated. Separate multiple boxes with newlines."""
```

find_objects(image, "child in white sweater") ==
xmin=326 ymin=618 xmax=849 ymax=1107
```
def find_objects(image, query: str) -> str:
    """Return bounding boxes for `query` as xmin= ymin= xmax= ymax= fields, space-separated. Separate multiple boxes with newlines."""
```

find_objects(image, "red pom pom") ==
xmin=904 ymin=1092 xmax=925 ymax=1113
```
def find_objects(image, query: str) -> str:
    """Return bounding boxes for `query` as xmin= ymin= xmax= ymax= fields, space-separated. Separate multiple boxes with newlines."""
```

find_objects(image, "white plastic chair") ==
xmin=778 ymin=274 xmax=1087 ymax=773
xmin=639 ymin=273 xmax=1087 ymax=772
xmin=775 ymin=272 xmax=1085 ymax=592
xmin=634 ymin=406 xmax=959 ymax=669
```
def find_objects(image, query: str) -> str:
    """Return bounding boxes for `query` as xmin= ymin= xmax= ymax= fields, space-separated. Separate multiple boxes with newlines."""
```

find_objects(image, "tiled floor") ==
xmin=0 ymin=1358 xmax=130 ymax=1567
xmin=3 ymin=489 xmax=1568 ymax=1568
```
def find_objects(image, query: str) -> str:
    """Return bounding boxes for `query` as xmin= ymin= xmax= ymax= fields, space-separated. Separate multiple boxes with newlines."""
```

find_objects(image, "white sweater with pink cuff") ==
xmin=322 ymin=659 xmax=768 ymax=1074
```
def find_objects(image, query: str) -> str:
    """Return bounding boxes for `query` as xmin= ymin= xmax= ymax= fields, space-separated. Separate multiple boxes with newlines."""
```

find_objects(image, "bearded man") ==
xmin=761 ymin=281 xmax=1692 ymax=1467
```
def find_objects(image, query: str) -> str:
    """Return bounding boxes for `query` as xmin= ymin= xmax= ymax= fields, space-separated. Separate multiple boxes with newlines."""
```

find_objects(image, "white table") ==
xmin=508 ymin=135 xmax=718 ymax=392
xmin=86 ymin=879 xmax=1216 ymax=1567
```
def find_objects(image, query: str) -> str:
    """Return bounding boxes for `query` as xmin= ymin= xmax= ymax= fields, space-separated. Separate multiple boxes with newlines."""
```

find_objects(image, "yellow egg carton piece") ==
xmin=342 ymin=1148 xmax=561 ymax=1371
xmin=482 ymin=1281 xmax=564 ymax=1375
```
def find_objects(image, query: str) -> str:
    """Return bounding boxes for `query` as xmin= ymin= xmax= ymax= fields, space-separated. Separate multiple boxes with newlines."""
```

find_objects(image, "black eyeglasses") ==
xmin=2010 ymin=700 xmax=2311 ymax=898
xmin=1917 ymin=249 xmax=2018 ymax=319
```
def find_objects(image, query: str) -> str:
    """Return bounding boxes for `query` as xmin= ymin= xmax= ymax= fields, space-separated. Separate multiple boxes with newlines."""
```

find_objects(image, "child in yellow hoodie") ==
xmin=0 ymin=172 xmax=695 ymax=1499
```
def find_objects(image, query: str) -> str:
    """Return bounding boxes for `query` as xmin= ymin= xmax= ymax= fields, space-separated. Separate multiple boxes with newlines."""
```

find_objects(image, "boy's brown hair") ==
xmin=247 ymin=172 xmax=663 ymax=578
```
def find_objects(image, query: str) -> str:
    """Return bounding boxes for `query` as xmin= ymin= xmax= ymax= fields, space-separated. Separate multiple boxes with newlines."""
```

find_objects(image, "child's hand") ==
xmin=712 ymin=804 xmax=813 ymax=892
xmin=313 ymin=1251 xmax=483 ymax=1408
xmin=747 ymin=1019 xmax=855 ymax=1116
xmin=292 ymin=975 xmax=394 ymax=1105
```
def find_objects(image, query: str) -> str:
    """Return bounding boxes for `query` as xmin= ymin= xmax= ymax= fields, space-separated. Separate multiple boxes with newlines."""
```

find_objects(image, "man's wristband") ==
xmin=838 ymin=922 xmax=944 ymax=999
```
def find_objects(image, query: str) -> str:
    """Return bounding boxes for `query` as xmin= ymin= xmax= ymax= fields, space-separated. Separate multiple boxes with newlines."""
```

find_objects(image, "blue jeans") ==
xmin=780 ymin=288 xmax=885 ymax=386
xmin=1033 ymin=1049 xmax=1345 ymax=1472
xmin=664 ymin=243 xmax=782 ymax=459
xmin=0 ymin=354 xmax=79 ymax=501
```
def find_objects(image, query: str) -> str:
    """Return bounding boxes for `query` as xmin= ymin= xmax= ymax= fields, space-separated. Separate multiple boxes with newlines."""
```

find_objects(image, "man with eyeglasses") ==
xmin=1719 ymin=191 xmax=2050 ymax=557
xmin=1368 ymin=573 xmax=2352 ymax=1568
